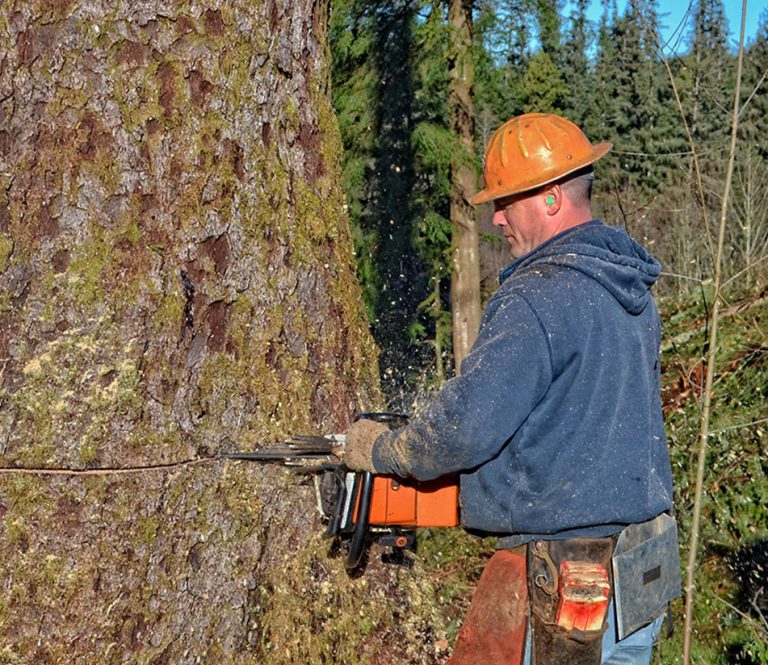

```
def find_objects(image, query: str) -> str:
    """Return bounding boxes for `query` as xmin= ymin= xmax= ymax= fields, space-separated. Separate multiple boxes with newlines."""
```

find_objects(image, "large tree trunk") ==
xmin=448 ymin=0 xmax=481 ymax=372
xmin=0 ymin=2 xmax=446 ymax=662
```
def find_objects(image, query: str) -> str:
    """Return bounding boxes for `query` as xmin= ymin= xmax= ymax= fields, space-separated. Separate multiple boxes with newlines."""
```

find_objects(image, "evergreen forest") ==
xmin=331 ymin=0 xmax=768 ymax=662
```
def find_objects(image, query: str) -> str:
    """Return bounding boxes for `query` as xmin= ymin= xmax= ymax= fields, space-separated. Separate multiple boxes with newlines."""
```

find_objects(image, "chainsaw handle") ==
xmin=345 ymin=470 xmax=374 ymax=570
xmin=343 ymin=412 xmax=405 ymax=571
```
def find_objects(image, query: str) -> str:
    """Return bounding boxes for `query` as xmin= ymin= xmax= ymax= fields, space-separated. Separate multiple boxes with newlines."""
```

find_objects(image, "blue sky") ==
xmin=582 ymin=0 xmax=764 ymax=53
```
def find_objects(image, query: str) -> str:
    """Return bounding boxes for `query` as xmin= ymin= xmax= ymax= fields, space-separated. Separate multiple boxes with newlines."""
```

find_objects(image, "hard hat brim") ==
xmin=471 ymin=142 xmax=613 ymax=206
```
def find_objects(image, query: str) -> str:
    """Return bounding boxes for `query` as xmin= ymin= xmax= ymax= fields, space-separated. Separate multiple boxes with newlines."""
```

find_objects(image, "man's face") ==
xmin=492 ymin=191 xmax=547 ymax=258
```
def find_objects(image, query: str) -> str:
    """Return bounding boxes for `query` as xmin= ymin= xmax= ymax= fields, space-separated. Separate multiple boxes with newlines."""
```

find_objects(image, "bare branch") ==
xmin=682 ymin=3 xmax=749 ymax=663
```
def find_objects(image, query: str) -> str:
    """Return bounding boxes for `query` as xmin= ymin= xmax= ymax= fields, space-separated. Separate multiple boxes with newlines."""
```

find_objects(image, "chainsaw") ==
xmin=221 ymin=413 xmax=460 ymax=571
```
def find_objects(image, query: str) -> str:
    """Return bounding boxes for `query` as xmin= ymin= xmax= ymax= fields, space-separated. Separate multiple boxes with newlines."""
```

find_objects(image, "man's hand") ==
xmin=343 ymin=419 xmax=389 ymax=472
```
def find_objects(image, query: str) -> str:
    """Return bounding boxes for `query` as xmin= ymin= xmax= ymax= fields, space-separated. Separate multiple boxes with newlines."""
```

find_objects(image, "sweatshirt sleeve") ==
xmin=372 ymin=292 xmax=554 ymax=480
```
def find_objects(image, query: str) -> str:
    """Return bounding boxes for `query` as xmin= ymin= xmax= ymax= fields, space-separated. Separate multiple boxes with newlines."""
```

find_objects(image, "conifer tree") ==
xmin=738 ymin=10 xmax=768 ymax=157
xmin=534 ymin=0 xmax=564 ymax=62
xmin=521 ymin=50 xmax=566 ymax=114
xmin=483 ymin=0 xmax=535 ymax=69
xmin=598 ymin=0 xmax=679 ymax=199
xmin=410 ymin=1 xmax=454 ymax=381
xmin=332 ymin=0 xmax=483 ymax=389
xmin=0 ymin=1 xmax=388 ymax=660
xmin=474 ymin=0 xmax=535 ymax=139
xmin=330 ymin=0 xmax=381 ymax=311
xmin=688 ymin=0 xmax=732 ymax=182
xmin=732 ymin=12 xmax=768 ymax=283
xmin=473 ymin=4 xmax=509 ymax=144
xmin=588 ymin=0 xmax=619 ymax=141
xmin=332 ymin=0 xmax=434 ymax=400
xmin=560 ymin=0 xmax=593 ymax=127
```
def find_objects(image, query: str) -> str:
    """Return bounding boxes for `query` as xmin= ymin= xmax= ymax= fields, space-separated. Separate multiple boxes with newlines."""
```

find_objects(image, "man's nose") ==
xmin=492 ymin=208 xmax=507 ymax=227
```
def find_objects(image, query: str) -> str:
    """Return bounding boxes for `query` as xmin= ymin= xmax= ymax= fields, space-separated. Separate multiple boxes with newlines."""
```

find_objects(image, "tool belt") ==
xmin=526 ymin=514 xmax=680 ymax=665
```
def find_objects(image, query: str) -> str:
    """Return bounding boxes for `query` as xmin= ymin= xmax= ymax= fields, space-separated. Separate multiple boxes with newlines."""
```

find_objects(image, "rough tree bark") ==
xmin=0 ymin=2 xmax=449 ymax=663
xmin=448 ymin=0 xmax=480 ymax=372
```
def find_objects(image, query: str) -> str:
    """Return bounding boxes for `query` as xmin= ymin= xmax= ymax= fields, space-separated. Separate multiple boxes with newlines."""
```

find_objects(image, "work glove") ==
xmin=343 ymin=419 xmax=389 ymax=473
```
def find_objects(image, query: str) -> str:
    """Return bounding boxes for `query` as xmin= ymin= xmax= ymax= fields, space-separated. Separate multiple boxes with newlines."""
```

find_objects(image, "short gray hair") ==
xmin=559 ymin=166 xmax=594 ymax=205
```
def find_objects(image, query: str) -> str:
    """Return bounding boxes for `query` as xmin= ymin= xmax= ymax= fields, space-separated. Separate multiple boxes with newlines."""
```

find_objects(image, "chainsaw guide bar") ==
xmin=220 ymin=434 xmax=346 ymax=465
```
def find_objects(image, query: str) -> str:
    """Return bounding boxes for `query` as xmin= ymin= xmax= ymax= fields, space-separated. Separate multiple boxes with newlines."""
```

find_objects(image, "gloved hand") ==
xmin=343 ymin=419 xmax=389 ymax=472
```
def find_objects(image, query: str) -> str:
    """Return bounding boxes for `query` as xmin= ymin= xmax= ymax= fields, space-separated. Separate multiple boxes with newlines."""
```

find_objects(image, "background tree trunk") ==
xmin=0 ymin=2 xmax=448 ymax=663
xmin=448 ymin=0 xmax=481 ymax=372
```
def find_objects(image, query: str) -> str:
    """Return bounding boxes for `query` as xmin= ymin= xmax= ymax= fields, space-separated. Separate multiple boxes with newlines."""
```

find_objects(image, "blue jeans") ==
xmin=522 ymin=603 xmax=666 ymax=665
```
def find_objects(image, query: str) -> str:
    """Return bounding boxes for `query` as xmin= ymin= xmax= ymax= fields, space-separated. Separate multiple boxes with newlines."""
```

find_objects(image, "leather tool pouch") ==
xmin=612 ymin=513 xmax=681 ymax=640
xmin=527 ymin=537 xmax=615 ymax=665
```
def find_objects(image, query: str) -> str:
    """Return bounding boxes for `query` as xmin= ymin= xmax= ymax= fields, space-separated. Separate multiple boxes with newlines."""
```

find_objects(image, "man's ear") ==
xmin=543 ymin=185 xmax=562 ymax=216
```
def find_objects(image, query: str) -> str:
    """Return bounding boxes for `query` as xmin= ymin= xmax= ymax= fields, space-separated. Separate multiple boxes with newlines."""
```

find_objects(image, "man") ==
xmin=345 ymin=113 xmax=678 ymax=665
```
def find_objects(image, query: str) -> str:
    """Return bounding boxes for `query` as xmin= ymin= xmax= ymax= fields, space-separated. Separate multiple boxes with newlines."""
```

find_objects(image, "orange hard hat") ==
xmin=472 ymin=113 xmax=612 ymax=205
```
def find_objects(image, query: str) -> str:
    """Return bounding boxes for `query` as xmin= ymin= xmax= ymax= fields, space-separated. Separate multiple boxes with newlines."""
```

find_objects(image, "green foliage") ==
xmin=739 ymin=13 xmax=768 ymax=155
xmin=411 ymin=123 xmax=455 ymax=199
xmin=331 ymin=0 xmax=464 ymax=398
xmin=521 ymin=50 xmax=566 ymax=114
xmin=413 ymin=210 xmax=451 ymax=270
xmin=594 ymin=1 xmax=683 ymax=198
xmin=330 ymin=0 xmax=379 ymax=226
xmin=658 ymin=288 xmax=768 ymax=663
xmin=473 ymin=0 xmax=534 ymax=131
xmin=534 ymin=0 xmax=563 ymax=60
xmin=688 ymin=0 xmax=732 ymax=154
xmin=560 ymin=0 xmax=593 ymax=126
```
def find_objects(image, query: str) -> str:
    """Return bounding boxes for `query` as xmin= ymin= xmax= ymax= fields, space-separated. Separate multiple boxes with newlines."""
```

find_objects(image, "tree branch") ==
xmin=682 ymin=2 xmax=748 ymax=662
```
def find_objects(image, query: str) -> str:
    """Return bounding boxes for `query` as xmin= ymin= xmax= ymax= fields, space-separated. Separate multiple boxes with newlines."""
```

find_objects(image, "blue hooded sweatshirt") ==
xmin=372 ymin=220 xmax=674 ymax=542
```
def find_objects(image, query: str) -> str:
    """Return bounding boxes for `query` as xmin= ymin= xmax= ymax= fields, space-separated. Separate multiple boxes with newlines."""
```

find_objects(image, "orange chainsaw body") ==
xmin=354 ymin=474 xmax=460 ymax=528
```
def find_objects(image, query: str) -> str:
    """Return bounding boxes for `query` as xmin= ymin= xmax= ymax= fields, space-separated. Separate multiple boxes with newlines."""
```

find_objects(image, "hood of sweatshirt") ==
xmin=499 ymin=220 xmax=661 ymax=315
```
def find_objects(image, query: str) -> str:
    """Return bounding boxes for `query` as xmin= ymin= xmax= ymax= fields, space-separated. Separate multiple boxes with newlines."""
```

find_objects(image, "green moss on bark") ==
xmin=0 ymin=234 xmax=12 ymax=272
xmin=12 ymin=325 xmax=146 ymax=467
